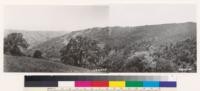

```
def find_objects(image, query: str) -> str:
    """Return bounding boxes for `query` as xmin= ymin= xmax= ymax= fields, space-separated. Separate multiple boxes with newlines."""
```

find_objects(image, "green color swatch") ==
xmin=126 ymin=81 xmax=143 ymax=87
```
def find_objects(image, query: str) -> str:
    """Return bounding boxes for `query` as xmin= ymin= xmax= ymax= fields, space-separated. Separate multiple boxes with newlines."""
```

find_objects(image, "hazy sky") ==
xmin=5 ymin=5 xmax=109 ymax=31
xmin=110 ymin=4 xmax=196 ymax=26
xmin=5 ymin=4 xmax=196 ymax=31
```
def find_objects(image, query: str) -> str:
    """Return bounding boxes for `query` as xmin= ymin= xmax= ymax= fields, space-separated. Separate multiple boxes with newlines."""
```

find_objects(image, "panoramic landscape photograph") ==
xmin=4 ymin=4 xmax=196 ymax=72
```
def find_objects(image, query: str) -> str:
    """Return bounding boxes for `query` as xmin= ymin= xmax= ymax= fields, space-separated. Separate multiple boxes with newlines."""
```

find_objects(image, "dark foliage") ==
xmin=4 ymin=33 xmax=29 ymax=56
xmin=60 ymin=36 xmax=105 ymax=69
xmin=33 ymin=50 xmax=42 ymax=58
xmin=101 ymin=38 xmax=196 ymax=72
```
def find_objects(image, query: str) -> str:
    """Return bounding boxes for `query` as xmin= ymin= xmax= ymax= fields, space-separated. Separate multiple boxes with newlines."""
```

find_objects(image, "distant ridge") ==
xmin=26 ymin=22 xmax=196 ymax=58
xmin=4 ymin=30 xmax=67 ymax=48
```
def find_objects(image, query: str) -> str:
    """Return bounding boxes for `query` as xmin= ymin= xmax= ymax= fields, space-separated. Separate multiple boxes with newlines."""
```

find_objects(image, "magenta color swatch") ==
xmin=75 ymin=81 xmax=91 ymax=87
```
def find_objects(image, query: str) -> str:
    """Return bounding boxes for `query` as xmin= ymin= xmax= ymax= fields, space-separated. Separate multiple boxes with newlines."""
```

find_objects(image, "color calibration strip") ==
xmin=25 ymin=76 xmax=176 ymax=88
xmin=58 ymin=81 xmax=176 ymax=88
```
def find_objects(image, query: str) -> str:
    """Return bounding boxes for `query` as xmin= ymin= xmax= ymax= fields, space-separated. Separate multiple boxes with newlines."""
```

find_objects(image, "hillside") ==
xmin=4 ymin=22 xmax=196 ymax=72
xmin=4 ymin=55 xmax=91 ymax=72
xmin=29 ymin=22 xmax=196 ymax=58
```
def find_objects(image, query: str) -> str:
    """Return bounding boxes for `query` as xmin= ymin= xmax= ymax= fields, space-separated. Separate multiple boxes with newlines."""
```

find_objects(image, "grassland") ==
xmin=4 ymin=55 xmax=91 ymax=72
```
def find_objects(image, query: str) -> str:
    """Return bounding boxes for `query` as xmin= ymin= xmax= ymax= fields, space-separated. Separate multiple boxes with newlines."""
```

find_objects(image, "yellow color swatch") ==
xmin=109 ymin=81 xmax=125 ymax=87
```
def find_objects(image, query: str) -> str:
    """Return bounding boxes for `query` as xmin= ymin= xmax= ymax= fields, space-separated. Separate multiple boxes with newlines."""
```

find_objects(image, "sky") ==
xmin=5 ymin=5 xmax=109 ymax=31
xmin=109 ymin=4 xmax=196 ymax=26
xmin=5 ymin=4 xmax=196 ymax=31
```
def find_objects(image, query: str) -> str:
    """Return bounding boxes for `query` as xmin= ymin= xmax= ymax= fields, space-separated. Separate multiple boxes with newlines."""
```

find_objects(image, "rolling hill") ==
xmin=29 ymin=22 xmax=196 ymax=58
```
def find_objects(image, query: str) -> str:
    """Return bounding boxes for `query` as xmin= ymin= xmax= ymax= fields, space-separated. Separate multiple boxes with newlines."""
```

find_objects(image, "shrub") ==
xmin=33 ymin=50 xmax=42 ymax=58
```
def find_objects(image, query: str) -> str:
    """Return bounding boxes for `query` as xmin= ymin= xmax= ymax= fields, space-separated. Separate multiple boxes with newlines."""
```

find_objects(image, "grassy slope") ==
xmin=4 ymin=55 xmax=91 ymax=72
xmin=29 ymin=22 xmax=196 ymax=58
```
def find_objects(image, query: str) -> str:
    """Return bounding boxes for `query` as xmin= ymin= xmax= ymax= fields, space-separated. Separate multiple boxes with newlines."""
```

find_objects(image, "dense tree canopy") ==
xmin=102 ymin=37 xmax=196 ymax=72
xmin=4 ymin=33 xmax=29 ymax=56
xmin=60 ymin=36 xmax=105 ymax=69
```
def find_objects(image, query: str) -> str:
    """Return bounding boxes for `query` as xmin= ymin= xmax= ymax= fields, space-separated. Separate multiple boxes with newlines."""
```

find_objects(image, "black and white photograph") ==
xmin=4 ymin=4 xmax=196 ymax=72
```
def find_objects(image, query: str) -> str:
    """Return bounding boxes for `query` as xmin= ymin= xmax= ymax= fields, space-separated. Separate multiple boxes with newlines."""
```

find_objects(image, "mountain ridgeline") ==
xmin=4 ymin=30 xmax=67 ymax=48
xmin=28 ymin=22 xmax=196 ymax=72
xmin=30 ymin=22 xmax=196 ymax=58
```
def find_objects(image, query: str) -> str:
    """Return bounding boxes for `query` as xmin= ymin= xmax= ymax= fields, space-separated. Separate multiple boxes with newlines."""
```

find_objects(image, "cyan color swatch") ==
xmin=143 ymin=81 xmax=160 ymax=87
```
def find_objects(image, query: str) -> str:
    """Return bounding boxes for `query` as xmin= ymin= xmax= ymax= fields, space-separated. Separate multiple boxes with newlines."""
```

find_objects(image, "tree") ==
xmin=60 ymin=36 xmax=104 ymax=69
xmin=33 ymin=50 xmax=42 ymax=58
xmin=4 ymin=33 xmax=29 ymax=56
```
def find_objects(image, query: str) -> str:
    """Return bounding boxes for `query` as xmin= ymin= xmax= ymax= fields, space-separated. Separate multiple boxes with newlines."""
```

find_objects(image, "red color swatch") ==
xmin=91 ymin=81 xmax=109 ymax=87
